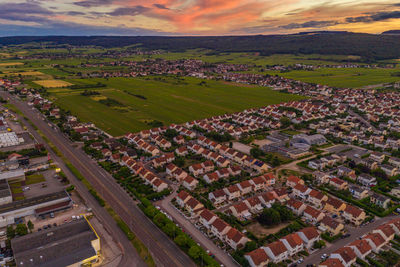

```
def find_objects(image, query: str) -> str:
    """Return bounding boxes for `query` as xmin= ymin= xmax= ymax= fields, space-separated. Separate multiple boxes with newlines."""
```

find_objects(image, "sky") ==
xmin=0 ymin=0 xmax=400 ymax=36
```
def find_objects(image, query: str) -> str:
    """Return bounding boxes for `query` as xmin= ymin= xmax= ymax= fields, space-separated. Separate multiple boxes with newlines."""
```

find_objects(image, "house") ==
xmin=198 ymin=209 xmax=217 ymax=229
xmin=337 ymin=166 xmax=355 ymax=179
xmin=372 ymin=224 xmax=395 ymax=241
xmin=330 ymin=247 xmax=356 ymax=267
xmin=297 ymin=227 xmax=320 ymax=249
xmin=210 ymin=218 xmax=231 ymax=241
xmin=183 ymin=176 xmax=199 ymax=191
xmin=258 ymin=192 xmax=276 ymax=208
xmin=230 ymin=202 xmax=252 ymax=220
xmin=208 ymin=189 xmax=227 ymax=206
xmin=225 ymin=228 xmax=249 ymax=250
xmin=286 ymin=175 xmax=304 ymax=187
xmin=370 ymin=151 xmax=385 ymax=163
xmin=279 ymin=233 xmax=304 ymax=256
xmin=363 ymin=233 xmax=386 ymax=252
xmin=293 ymin=184 xmax=311 ymax=200
xmin=263 ymin=241 xmax=289 ymax=263
xmin=274 ymin=188 xmax=289 ymax=202
xmin=390 ymin=186 xmax=400 ymax=198
xmin=347 ymin=239 xmax=372 ymax=260
xmin=286 ymin=199 xmax=306 ymax=216
xmin=308 ymin=189 xmax=328 ymax=208
xmin=250 ymin=176 xmax=267 ymax=191
xmin=303 ymin=205 xmax=325 ymax=224
xmin=185 ymin=196 xmax=204 ymax=215
xmin=245 ymin=248 xmax=270 ymax=267
xmin=387 ymin=218 xmax=400 ymax=235
xmin=313 ymin=171 xmax=330 ymax=184
xmin=380 ymin=164 xmax=398 ymax=177
xmin=329 ymin=177 xmax=348 ymax=190
xmin=189 ymin=163 xmax=204 ymax=177
xmin=152 ymin=178 xmax=168 ymax=193
xmin=342 ymin=205 xmax=365 ymax=226
xmin=319 ymin=258 xmax=344 ymax=267
xmin=224 ymin=185 xmax=241 ymax=200
xmin=348 ymin=185 xmax=369 ymax=199
xmin=245 ymin=196 xmax=263 ymax=214
xmin=370 ymin=193 xmax=391 ymax=209
xmin=203 ymin=172 xmax=220 ymax=184
xmin=237 ymin=180 xmax=253 ymax=195
xmin=388 ymin=157 xmax=400 ymax=168
xmin=320 ymin=217 xmax=344 ymax=236
xmin=357 ymin=173 xmax=377 ymax=187
xmin=308 ymin=159 xmax=326 ymax=170
xmin=324 ymin=197 xmax=346 ymax=215
xmin=176 ymin=191 xmax=191 ymax=207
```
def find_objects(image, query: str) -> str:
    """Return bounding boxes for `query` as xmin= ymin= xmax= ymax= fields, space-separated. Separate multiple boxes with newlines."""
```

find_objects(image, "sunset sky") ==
xmin=1 ymin=0 xmax=400 ymax=36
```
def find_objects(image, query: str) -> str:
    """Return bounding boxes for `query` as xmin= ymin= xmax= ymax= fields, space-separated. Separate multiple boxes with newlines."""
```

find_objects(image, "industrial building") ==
xmin=0 ymin=132 xmax=23 ymax=148
xmin=12 ymin=218 xmax=100 ymax=267
xmin=0 ymin=190 xmax=71 ymax=227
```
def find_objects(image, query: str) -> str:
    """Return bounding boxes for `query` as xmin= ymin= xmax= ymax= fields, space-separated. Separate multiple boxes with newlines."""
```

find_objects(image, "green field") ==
xmin=48 ymin=76 xmax=304 ymax=136
xmin=263 ymin=68 xmax=400 ymax=88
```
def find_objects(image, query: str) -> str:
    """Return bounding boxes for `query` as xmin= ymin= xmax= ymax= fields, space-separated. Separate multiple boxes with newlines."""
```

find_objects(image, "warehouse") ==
xmin=12 ymin=218 xmax=100 ymax=267
xmin=0 ymin=190 xmax=71 ymax=227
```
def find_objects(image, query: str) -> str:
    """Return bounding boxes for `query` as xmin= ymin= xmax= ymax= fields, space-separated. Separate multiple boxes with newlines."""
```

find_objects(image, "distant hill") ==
xmin=382 ymin=30 xmax=400 ymax=35
xmin=1 ymin=32 xmax=400 ymax=61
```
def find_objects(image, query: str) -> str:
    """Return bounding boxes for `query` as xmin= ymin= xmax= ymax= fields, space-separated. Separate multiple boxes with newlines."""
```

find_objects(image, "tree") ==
xmin=258 ymin=208 xmax=281 ymax=226
xmin=6 ymin=225 xmax=15 ymax=239
xmin=188 ymin=245 xmax=202 ymax=260
xmin=280 ymin=117 xmax=291 ymax=128
xmin=15 ymin=224 xmax=28 ymax=236
xmin=153 ymin=213 xmax=168 ymax=227
xmin=174 ymin=234 xmax=189 ymax=248
xmin=27 ymin=220 xmax=34 ymax=233
xmin=272 ymin=156 xmax=280 ymax=167
xmin=162 ymin=222 xmax=177 ymax=238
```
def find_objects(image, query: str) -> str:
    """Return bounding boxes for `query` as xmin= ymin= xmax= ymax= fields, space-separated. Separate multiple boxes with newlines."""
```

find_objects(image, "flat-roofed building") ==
xmin=0 ymin=190 xmax=71 ymax=227
xmin=12 ymin=218 xmax=100 ymax=267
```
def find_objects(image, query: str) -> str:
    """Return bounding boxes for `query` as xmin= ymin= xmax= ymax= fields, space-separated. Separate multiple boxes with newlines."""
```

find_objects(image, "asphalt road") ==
xmin=4 ymin=92 xmax=195 ymax=267
xmin=6 ymin=97 xmax=145 ymax=267
xmin=301 ymin=214 xmax=399 ymax=266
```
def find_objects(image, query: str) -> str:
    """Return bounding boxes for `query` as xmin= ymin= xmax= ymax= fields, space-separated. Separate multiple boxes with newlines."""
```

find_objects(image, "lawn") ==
xmin=25 ymin=173 xmax=46 ymax=185
xmin=34 ymin=79 xmax=73 ymax=88
xmin=263 ymin=68 xmax=400 ymax=88
xmin=48 ymin=76 xmax=305 ymax=136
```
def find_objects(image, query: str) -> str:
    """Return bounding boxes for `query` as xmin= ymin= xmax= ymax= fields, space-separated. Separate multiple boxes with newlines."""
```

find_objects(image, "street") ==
xmin=156 ymin=189 xmax=240 ymax=267
xmin=3 ymin=92 xmax=195 ymax=267
xmin=301 ymin=214 xmax=399 ymax=266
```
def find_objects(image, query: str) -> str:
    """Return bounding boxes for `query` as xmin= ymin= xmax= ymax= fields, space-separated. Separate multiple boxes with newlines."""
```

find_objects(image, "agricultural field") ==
xmin=47 ymin=76 xmax=305 ymax=136
xmin=33 ymin=79 xmax=73 ymax=88
xmin=263 ymin=67 xmax=400 ymax=88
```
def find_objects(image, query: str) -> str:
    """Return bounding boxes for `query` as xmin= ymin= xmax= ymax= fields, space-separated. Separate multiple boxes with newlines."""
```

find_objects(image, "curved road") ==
xmin=3 ymin=92 xmax=195 ymax=267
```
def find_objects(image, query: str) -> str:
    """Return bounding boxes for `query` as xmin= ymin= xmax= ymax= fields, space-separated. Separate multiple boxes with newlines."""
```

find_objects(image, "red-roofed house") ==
xmin=245 ymin=248 xmax=270 ymax=267
xmin=330 ymin=247 xmax=356 ymax=267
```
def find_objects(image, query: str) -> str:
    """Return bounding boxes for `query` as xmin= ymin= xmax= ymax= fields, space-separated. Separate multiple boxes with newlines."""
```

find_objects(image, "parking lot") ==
xmin=327 ymin=144 xmax=369 ymax=163
xmin=23 ymin=169 xmax=66 ymax=199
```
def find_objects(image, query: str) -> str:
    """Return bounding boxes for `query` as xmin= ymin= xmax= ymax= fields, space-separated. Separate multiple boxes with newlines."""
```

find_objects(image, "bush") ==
xmin=89 ymin=189 xmax=105 ymax=207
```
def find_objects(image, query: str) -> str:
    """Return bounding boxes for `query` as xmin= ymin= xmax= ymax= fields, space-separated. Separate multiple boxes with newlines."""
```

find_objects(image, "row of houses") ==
xmin=176 ymin=191 xmax=249 ymax=250
xmin=245 ymin=227 xmax=320 ymax=266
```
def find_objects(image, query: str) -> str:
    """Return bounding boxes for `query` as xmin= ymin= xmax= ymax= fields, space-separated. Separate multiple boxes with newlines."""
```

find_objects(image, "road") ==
xmin=3 ymin=92 xmax=195 ymax=267
xmin=6 ymin=98 xmax=145 ymax=267
xmin=348 ymin=108 xmax=377 ymax=132
xmin=157 ymin=190 xmax=240 ymax=267
xmin=301 ymin=214 xmax=399 ymax=266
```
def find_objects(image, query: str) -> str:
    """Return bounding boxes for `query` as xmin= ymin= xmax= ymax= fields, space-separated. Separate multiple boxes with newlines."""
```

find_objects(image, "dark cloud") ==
xmin=0 ymin=21 xmax=172 ymax=36
xmin=0 ymin=3 xmax=54 ymax=24
xmin=65 ymin=11 xmax=85 ymax=16
xmin=107 ymin=6 xmax=149 ymax=16
xmin=346 ymin=10 xmax=400 ymax=23
xmin=280 ymin=20 xmax=338 ymax=29
xmin=73 ymin=0 xmax=114 ymax=8
xmin=153 ymin=4 xmax=169 ymax=10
